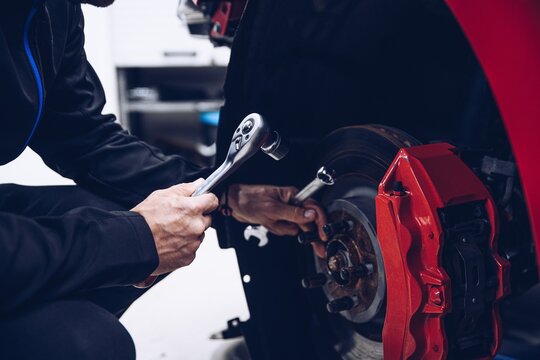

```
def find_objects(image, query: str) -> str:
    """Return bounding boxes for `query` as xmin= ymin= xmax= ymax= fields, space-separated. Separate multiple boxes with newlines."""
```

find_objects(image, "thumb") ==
xmin=170 ymin=178 xmax=205 ymax=196
xmin=271 ymin=203 xmax=317 ymax=225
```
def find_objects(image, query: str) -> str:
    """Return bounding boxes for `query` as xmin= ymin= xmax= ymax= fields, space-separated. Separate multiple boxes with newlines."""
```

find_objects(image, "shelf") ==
xmin=125 ymin=100 xmax=223 ymax=114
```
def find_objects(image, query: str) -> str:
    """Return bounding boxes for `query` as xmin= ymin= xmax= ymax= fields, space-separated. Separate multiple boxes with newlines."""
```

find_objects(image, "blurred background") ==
xmin=0 ymin=1 xmax=249 ymax=359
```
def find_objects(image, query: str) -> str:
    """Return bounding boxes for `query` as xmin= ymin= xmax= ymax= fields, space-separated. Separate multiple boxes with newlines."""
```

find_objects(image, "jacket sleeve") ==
xmin=30 ymin=4 xmax=208 ymax=208
xmin=0 ymin=207 xmax=158 ymax=315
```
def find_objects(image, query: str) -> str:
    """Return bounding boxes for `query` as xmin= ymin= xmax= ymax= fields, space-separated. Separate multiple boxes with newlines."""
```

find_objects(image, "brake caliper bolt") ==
xmin=297 ymin=231 xmax=320 ymax=245
xmin=301 ymin=273 xmax=328 ymax=289
xmin=392 ymin=181 xmax=406 ymax=196
xmin=323 ymin=220 xmax=353 ymax=238
xmin=326 ymin=296 xmax=359 ymax=313
xmin=429 ymin=287 xmax=443 ymax=306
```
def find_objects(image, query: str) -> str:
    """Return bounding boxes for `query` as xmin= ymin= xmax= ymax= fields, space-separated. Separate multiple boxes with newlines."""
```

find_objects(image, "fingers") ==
xmin=191 ymin=193 xmax=219 ymax=213
xmin=298 ymin=200 xmax=327 ymax=258
xmin=170 ymin=178 xmax=205 ymax=196
xmin=312 ymin=242 xmax=326 ymax=258
xmin=266 ymin=221 xmax=301 ymax=236
xmin=276 ymin=186 xmax=299 ymax=203
xmin=271 ymin=202 xmax=317 ymax=225
xmin=303 ymin=201 xmax=328 ymax=241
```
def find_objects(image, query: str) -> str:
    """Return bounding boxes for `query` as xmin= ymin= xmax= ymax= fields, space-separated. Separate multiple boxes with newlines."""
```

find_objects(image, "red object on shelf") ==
xmin=208 ymin=1 xmax=246 ymax=39
xmin=445 ymin=0 xmax=540 ymax=270
xmin=376 ymin=143 xmax=510 ymax=359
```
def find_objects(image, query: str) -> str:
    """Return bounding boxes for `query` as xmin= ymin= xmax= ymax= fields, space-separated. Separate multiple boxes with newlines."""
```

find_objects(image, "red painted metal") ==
xmin=210 ymin=1 xmax=232 ymax=38
xmin=376 ymin=143 xmax=510 ymax=359
xmin=445 ymin=0 xmax=540 ymax=267
xmin=209 ymin=1 xmax=246 ymax=38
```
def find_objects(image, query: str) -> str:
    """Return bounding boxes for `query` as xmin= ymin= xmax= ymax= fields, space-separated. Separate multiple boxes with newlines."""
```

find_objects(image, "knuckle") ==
xmin=285 ymin=186 xmax=298 ymax=194
xmin=210 ymin=194 xmax=219 ymax=208
xmin=185 ymin=254 xmax=196 ymax=265
xmin=192 ymin=220 xmax=206 ymax=234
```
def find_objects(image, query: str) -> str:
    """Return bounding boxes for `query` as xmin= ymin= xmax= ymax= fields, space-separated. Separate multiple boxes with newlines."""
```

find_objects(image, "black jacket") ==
xmin=0 ymin=0 xmax=204 ymax=314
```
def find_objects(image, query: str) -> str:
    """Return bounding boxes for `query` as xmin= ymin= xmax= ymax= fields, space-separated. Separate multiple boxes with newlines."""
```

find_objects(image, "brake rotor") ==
xmin=307 ymin=125 xmax=420 ymax=359
xmin=316 ymin=197 xmax=385 ymax=324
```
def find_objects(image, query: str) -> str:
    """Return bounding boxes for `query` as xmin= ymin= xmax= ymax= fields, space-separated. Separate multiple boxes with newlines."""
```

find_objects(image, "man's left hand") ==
xmin=225 ymin=184 xmax=328 ymax=246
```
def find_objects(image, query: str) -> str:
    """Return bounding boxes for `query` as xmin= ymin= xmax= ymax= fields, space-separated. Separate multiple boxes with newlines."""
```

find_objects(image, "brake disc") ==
xmin=307 ymin=125 xmax=420 ymax=359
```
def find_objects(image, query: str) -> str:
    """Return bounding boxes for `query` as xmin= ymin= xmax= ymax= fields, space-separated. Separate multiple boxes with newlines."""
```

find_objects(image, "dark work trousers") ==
xmin=0 ymin=184 xmax=159 ymax=360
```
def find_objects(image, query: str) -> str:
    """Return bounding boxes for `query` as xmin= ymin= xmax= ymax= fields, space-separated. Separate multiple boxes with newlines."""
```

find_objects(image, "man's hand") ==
xmin=226 ymin=184 xmax=328 ymax=245
xmin=132 ymin=179 xmax=219 ymax=276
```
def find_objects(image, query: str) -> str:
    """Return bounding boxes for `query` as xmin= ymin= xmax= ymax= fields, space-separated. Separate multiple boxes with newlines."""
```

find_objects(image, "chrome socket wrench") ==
xmin=192 ymin=113 xmax=288 ymax=197
xmin=291 ymin=166 xmax=336 ymax=206
xmin=244 ymin=166 xmax=336 ymax=247
xmin=137 ymin=113 xmax=286 ymax=289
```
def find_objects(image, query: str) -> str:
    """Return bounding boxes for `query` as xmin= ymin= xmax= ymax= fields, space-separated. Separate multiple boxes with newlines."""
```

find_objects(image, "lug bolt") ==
xmin=339 ymin=264 xmax=374 ymax=280
xmin=301 ymin=273 xmax=328 ymax=289
xmin=326 ymin=296 xmax=359 ymax=313
xmin=323 ymin=220 xmax=353 ymax=238
xmin=339 ymin=268 xmax=351 ymax=282
xmin=429 ymin=287 xmax=443 ymax=306
xmin=327 ymin=254 xmax=346 ymax=272
xmin=297 ymin=231 xmax=320 ymax=245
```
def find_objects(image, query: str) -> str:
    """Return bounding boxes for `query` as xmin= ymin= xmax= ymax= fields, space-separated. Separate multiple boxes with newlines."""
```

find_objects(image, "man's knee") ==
xmin=0 ymin=300 xmax=136 ymax=360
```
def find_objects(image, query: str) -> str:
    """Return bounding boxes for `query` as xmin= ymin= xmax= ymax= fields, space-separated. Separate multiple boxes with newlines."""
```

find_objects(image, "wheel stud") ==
xmin=297 ymin=231 xmax=320 ymax=245
xmin=322 ymin=220 xmax=353 ymax=237
xmin=340 ymin=264 xmax=374 ymax=280
xmin=301 ymin=273 xmax=328 ymax=289
xmin=326 ymin=296 xmax=359 ymax=313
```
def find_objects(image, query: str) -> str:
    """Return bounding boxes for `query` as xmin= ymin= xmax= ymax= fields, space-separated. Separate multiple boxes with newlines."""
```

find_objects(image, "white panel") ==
xmin=111 ymin=0 xmax=229 ymax=67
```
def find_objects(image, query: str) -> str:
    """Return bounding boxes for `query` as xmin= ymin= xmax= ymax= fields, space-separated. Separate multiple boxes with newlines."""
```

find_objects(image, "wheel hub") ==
xmin=316 ymin=198 xmax=386 ymax=324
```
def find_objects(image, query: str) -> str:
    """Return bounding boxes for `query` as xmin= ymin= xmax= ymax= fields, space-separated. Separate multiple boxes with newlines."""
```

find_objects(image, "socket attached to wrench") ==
xmin=192 ymin=113 xmax=289 ymax=197
xmin=244 ymin=166 xmax=336 ymax=247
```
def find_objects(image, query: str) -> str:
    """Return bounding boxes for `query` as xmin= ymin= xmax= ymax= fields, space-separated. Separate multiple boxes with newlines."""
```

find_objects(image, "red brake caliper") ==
xmin=376 ymin=143 xmax=510 ymax=359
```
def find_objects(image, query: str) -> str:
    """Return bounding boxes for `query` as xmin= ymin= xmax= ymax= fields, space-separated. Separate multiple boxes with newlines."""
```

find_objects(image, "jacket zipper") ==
xmin=22 ymin=0 xmax=44 ymax=149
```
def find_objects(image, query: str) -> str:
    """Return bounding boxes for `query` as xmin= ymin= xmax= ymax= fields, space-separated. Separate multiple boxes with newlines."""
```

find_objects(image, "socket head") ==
xmin=317 ymin=166 xmax=336 ymax=185
xmin=261 ymin=130 xmax=289 ymax=161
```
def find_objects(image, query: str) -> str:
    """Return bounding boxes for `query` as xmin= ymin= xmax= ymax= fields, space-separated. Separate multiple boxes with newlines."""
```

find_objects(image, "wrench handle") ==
xmin=291 ymin=179 xmax=325 ymax=206
xmin=192 ymin=162 xmax=233 ymax=197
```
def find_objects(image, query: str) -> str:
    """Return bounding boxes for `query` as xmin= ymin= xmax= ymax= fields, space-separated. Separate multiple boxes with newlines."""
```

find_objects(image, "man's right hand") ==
xmin=131 ymin=179 xmax=219 ymax=276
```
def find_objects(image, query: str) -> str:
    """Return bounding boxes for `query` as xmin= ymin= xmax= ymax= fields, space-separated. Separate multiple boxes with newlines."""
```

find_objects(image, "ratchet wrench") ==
xmin=244 ymin=166 xmax=336 ymax=247
xmin=136 ymin=113 xmax=287 ymax=289
xmin=192 ymin=113 xmax=288 ymax=197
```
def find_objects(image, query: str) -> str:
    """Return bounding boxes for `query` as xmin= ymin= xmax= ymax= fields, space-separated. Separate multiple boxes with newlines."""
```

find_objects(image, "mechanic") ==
xmin=0 ymin=0 xmax=326 ymax=359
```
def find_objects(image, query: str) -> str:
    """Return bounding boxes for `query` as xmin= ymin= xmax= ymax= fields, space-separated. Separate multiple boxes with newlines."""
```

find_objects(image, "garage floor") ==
xmin=120 ymin=229 xmax=250 ymax=360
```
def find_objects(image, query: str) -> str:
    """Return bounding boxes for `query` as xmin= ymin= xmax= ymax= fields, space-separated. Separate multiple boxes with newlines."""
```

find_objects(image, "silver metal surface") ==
xmin=193 ymin=113 xmax=274 ymax=197
xmin=244 ymin=166 xmax=335 ymax=247
xmin=291 ymin=166 xmax=336 ymax=206
xmin=244 ymin=225 xmax=270 ymax=247
xmin=261 ymin=131 xmax=289 ymax=160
